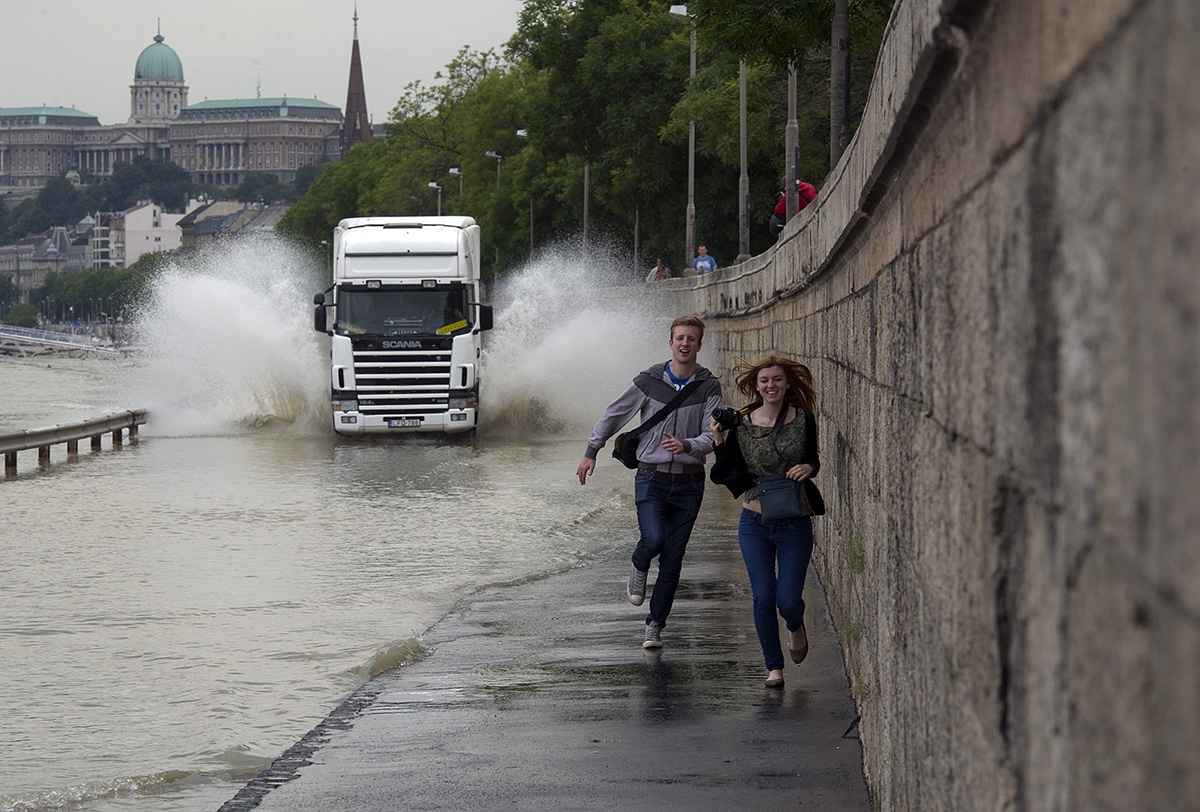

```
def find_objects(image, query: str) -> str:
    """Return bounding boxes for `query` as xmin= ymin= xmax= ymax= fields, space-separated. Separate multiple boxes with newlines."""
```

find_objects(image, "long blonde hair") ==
xmin=732 ymin=354 xmax=816 ymax=413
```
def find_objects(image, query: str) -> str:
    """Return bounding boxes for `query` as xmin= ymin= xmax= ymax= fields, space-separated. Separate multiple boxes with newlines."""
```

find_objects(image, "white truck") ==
xmin=313 ymin=216 xmax=494 ymax=435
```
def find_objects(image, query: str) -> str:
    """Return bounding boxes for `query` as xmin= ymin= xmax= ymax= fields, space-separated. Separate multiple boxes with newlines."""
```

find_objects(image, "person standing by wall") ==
xmin=576 ymin=315 xmax=724 ymax=649
xmin=692 ymin=245 xmax=717 ymax=275
xmin=646 ymin=257 xmax=670 ymax=282
xmin=709 ymin=354 xmax=824 ymax=688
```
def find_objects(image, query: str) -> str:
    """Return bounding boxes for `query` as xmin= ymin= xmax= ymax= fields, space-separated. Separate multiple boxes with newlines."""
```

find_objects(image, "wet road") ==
xmin=220 ymin=506 xmax=870 ymax=811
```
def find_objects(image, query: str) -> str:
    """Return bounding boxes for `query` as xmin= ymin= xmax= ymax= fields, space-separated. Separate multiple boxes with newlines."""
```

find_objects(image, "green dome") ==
xmin=134 ymin=34 xmax=184 ymax=81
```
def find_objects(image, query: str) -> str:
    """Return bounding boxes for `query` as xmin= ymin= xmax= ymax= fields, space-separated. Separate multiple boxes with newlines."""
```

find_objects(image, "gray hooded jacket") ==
xmin=584 ymin=362 xmax=724 ymax=471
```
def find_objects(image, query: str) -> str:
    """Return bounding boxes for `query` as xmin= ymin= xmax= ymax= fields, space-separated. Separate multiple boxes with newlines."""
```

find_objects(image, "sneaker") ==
xmin=643 ymin=621 xmax=664 ymax=650
xmin=627 ymin=564 xmax=648 ymax=606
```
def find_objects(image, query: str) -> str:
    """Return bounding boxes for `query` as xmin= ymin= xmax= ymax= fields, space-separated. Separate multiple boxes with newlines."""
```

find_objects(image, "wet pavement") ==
xmin=220 ymin=508 xmax=870 ymax=811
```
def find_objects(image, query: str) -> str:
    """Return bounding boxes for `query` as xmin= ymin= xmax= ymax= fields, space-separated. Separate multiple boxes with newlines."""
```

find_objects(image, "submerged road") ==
xmin=220 ymin=510 xmax=870 ymax=811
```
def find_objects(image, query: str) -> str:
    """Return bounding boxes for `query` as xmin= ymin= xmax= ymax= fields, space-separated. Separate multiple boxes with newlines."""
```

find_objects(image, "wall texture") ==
xmin=657 ymin=0 xmax=1199 ymax=808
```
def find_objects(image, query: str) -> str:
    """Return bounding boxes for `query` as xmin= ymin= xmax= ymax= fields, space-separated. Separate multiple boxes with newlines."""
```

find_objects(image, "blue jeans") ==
xmin=632 ymin=474 xmax=705 ymax=627
xmin=738 ymin=509 xmax=814 ymax=671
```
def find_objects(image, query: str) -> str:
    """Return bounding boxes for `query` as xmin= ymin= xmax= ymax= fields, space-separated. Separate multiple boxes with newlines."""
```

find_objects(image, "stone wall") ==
xmin=656 ymin=0 xmax=1199 ymax=808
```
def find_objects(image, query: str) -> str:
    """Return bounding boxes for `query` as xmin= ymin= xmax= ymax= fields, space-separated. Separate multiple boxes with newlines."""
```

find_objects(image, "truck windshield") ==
xmin=335 ymin=287 xmax=471 ymax=337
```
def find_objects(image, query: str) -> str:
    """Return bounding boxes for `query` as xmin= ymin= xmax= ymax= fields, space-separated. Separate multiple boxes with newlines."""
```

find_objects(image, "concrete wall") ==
xmin=656 ymin=0 xmax=1199 ymax=808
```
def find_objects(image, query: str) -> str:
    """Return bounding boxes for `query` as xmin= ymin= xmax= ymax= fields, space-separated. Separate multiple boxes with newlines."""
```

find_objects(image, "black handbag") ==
xmin=757 ymin=474 xmax=804 ymax=521
xmin=756 ymin=406 xmax=825 ymax=519
xmin=611 ymin=380 xmax=703 ymax=469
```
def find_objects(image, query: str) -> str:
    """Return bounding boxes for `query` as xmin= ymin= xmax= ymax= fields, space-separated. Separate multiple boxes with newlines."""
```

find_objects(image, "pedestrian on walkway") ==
xmin=709 ymin=354 xmax=824 ymax=688
xmin=692 ymin=245 xmax=717 ymax=275
xmin=576 ymin=315 xmax=724 ymax=650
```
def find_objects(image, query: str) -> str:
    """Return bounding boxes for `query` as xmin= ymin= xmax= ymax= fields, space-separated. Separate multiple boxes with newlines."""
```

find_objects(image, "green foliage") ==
xmin=842 ymin=532 xmax=866 ymax=573
xmin=236 ymin=172 xmax=296 ymax=204
xmin=277 ymin=137 xmax=397 ymax=254
xmin=837 ymin=617 xmax=865 ymax=645
xmin=34 ymin=262 xmax=164 ymax=323
xmin=281 ymin=0 xmax=894 ymax=279
xmin=99 ymin=156 xmax=193 ymax=212
xmin=2 ymin=303 xmax=40 ymax=327
xmin=0 ymin=273 xmax=16 ymax=306
xmin=690 ymin=0 xmax=893 ymax=71
xmin=293 ymin=163 xmax=328 ymax=197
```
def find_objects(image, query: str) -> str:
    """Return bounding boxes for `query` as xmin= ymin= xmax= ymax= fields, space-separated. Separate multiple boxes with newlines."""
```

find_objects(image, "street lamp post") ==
xmin=428 ymin=182 xmax=443 ymax=216
xmin=485 ymin=151 xmax=502 ymax=188
xmin=832 ymin=0 xmax=851 ymax=168
xmin=515 ymin=129 xmax=534 ymax=257
xmin=669 ymin=4 xmax=696 ymax=268
xmin=786 ymin=63 xmax=799 ymax=221
xmin=737 ymin=60 xmax=750 ymax=263
xmin=448 ymin=167 xmax=463 ymax=196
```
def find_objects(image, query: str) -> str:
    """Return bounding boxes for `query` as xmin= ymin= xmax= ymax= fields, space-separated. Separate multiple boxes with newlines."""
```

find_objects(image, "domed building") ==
xmin=130 ymin=31 xmax=189 ymax=123
xmin=0 ymin=23 xmax=354 ymax=195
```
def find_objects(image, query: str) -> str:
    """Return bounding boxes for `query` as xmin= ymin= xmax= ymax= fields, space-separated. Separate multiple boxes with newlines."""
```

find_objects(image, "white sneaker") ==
xmin=627 ymin=564 xmax=648 ymax=606
xmin=643 ymin=621 xmax=664 ymax=649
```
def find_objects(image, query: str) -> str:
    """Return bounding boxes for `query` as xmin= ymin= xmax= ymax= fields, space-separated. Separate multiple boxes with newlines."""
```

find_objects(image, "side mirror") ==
xmin=313 ymin=293 xmax=328 ymax=333
xmin=476 ymin=303 xmax=494 ymax=332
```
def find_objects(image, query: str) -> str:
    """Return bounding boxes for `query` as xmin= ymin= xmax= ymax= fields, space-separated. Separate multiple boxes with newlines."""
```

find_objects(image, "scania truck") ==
xmin=313 ymin=216 xmax=494 ymax=435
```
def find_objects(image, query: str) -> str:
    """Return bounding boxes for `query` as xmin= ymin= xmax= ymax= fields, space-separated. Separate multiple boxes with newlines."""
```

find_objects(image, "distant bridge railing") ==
xmin=0 ymin=323 xmax=122 ymax=357
xmin=1 ymin=410 xmax=148 ymax=474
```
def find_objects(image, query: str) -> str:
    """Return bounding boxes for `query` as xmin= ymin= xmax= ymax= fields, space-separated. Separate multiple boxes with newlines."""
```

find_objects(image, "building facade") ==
xmin=171 ymin=98 xmax=342 ymax=187
xmin=0 ymin=29 xmax=344 ymax=196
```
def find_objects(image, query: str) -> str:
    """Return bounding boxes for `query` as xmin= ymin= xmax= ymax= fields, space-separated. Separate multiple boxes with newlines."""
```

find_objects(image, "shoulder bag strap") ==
xmin=769 ymin=405 xmax=790 ymax=461
xmin=624 ymin=379 xmax=704 ymax=440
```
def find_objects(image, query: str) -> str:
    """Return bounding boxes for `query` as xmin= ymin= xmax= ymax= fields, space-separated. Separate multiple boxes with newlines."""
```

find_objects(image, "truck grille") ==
xmin=352 ymin=345 xmax=452 ymax=417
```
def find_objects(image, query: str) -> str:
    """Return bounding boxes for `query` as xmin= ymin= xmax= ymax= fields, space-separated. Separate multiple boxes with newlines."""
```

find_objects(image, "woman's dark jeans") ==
xmin=632 ymin=474 xmax=705 ymax=628
xmin=738 ymin=509 xmax=815 ymax=671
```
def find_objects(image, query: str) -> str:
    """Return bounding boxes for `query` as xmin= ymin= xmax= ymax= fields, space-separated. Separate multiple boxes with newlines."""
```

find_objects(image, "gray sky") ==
xmin=1 ymin=0 xmax=526 ymax=126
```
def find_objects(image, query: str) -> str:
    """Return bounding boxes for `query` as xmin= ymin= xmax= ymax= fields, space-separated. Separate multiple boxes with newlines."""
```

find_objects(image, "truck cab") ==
xmin=314 ymin=216 xmax=493 ymax=434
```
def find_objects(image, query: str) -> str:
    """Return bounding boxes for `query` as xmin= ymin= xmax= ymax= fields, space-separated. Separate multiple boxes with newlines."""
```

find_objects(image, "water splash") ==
xmin=128 ymin=237 xmax=329 ymax=437
xmin=125 ymin=233 xmax=675 ymax=439
xmin=480 ymin=239 xmax=674 ymax=436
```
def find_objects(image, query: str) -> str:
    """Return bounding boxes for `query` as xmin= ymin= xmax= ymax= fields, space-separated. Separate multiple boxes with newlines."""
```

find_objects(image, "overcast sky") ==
xmin=1 ymin=0 xmax=525 ymax=125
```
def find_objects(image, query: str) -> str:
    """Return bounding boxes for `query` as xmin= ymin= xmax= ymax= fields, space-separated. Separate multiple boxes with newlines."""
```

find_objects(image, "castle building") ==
xmin=0 ymin=26 xmax=353 ymax=198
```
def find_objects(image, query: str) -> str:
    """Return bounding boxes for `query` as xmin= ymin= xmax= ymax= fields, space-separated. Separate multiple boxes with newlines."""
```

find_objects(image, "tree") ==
xmin=293 ymin=163 xmax=328 ymax=197
xmin=101 ymin=155 xmax=193 ymax=211
xmin=687 ymin=0 xmax=894 ymax=174
xmin=0 ymin=274 xmax=17 ymax=309
xmin=276 ymin=136 xmax=397 ymax=253
xmin=235 ymin=172 xmax=295 ymax=204
xmin=2 ymin=303 xmax=39 ymax=327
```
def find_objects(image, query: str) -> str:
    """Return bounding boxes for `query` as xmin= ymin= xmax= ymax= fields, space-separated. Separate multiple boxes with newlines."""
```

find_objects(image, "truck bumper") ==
xmin=332 ymin=409 xmax=477 ymax=435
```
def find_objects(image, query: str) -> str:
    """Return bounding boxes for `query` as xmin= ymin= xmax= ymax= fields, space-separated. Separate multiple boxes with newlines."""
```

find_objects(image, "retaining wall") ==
xmin=657 ymin=0 xmax=1199 ymax=808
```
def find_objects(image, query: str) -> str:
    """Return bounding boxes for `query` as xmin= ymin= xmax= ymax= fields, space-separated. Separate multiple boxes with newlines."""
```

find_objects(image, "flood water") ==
xmin=0 ymin=240 xmax=680 ymax=812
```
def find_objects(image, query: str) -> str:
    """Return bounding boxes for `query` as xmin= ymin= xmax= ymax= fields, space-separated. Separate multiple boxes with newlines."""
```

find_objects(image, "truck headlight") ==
xmin=333 ymin=399 xmax=358 ymax=412
xmin=448 ymin=397 xmax=468 ymax=409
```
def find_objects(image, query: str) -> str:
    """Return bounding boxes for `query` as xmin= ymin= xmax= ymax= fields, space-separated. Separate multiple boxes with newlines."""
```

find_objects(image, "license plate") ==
xmin=388 ymin=418 xmax=422 ymax=428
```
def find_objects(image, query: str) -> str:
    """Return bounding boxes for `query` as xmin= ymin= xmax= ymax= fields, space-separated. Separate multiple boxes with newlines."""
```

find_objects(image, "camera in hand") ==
xmin=713 ymin=407 xmax=743 ymax=430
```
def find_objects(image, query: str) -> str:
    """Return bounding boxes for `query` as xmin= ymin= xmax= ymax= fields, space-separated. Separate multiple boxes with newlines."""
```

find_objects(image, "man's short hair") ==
xmin=670 ymin=314 xmax=706 ymax=343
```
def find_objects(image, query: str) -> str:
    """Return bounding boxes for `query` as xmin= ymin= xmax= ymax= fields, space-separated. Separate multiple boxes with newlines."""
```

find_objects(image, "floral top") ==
xmin=710 ymin=406 xmax=824 ymax=516
xmin=739 ymin=412 xmax=808 ymax=502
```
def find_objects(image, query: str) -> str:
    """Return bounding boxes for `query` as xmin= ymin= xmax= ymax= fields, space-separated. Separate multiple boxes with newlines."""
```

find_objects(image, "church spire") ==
xmin=341 ymin=4 xmax=371 ymax=153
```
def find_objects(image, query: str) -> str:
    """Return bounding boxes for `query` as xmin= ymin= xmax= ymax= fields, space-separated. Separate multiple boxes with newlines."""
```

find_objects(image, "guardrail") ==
xmin=1 ymin=410 xmax=148 ymax=474
xmin=0 ymin=323 xmax=122 ymax=357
